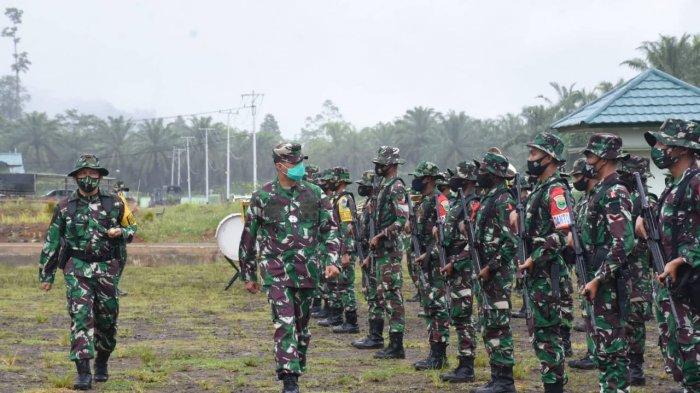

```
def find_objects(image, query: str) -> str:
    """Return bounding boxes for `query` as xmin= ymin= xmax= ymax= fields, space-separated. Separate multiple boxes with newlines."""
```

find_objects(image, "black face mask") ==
xmin=527 ymin=156 xmax=548 ymax=176
xmin=651 ymin=146 xmax=677 ymax=169
xmin=476 ymin=173 xmax=494 ymax=189
xmin=358 ymin=185 xmax=372 ymax=197
xmin=449 ymin=178 xmax=466 ymax=193
xmin=77 ymin=176 xmax=100 ymax=193
xmin=583 ymin=162 xmax=599 ymax=179
xmin=411 ymin=177 xmax=425 ymax=193
xmin=573 ymin=177 xmax=588 ymax=192
xmin=374 ymin=164 xmax=387 ymax=176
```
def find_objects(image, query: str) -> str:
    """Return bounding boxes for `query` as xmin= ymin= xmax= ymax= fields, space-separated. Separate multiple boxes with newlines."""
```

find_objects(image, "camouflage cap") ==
xmin=567 ymin=157 xmax=587 ymax=176
xmin=332 ymin=166 xmax=352 ymax=184
xmin=112 ymin=180 xmax=129 ymax=192
xmin=644 ymin=119 xmax=700 ymax=151
xmin=319 ymin=168 xmax=335 ymax=182
xmin=527 ymin=131 xmax=566 ymax=162
xmin=436 ymin=172 xmax=450 ymax=188
xmin=272 ymin=142 xmax=308 ymax=164
xmin=619 ymin=155 xmax=653 ymax=178
xmin=355 ymin=170 xmax=375 ymax=186
xmin=372 ymin=145 xmax=405 ymax=165
xmin=410 ymin=161 xmax=443 ymax=178
xmin=68 ymin=153 xmax=109 ymax=177
xmin=451 ymin=161 xmax=478 ymax=181
xmin=475 ymin=152 xmax=515 ymax=179
xmin=582 ymin=133 xmax=629 ymax=160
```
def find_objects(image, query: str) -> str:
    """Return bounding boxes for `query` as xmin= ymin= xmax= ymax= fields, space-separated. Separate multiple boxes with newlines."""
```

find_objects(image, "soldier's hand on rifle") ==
xmin=40 ymin=282 xmax=52 ymax=292
xmin=517 ymin=257 xmax=534 ymax=273
xmin=415 ymin=252 xmax=427 ymax=265
xmin=581 ymin=277 xmax=600 ymax=301
xmin=370 ymin=233 xmax=383 ymax=248
xmin=362 ymin=256 xmax=370 ymax=268
xmin=478 ymin=266 xmax=491 ymax=281
xmin=325 ymin=265 xmax=340 ymax=279
xmin=107 ymin=228 xmax=122 ymax=238
xmin=244 ymin=281 xmax=261 ymax=294
xmin=458 ymin=221 xmax=467 ymax=236
xmin=509 ymin=211 xmax=518 ymax=232
xmin=432 ymin=226 xmax=439 ymax=240
xmin=635 ymin=216 xmax=648 ymax=239
xmin=404 ymin=221 xmax=411 ymax=234
xmin=566 ymin=232 xmax=573 ymax=248
xmin=658 ymin=257 xmax=685 ymax=284
xmin=440 ymin=262 xmax=453 ymax=276
xmin=341 ymin=253 xmax=351 ymax=268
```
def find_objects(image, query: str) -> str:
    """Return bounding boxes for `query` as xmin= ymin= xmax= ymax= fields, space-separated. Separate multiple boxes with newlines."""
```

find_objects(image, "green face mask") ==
xmin=651 ymin=146 xmax=677 ymax=169
xmin=77 ymin=176 xmax=100 ymax=193
xmin=286 ymin=162 xmax=306 ymax=182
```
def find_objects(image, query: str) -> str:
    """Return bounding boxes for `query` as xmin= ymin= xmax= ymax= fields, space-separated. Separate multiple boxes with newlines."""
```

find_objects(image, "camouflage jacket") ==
xmin=524 ymin=173 xmax=571 ymax=272
xmin=373 ymin=175 xmax=409 ymax=256
xmin=475 ymin=182 xmax=517 ymax=273
xmin=239 ymin=178 xmax=340 ymax=288
xmin=581 ymin=173 xmax=634 ymax=283
xmin=628 ymin=189 xmax=656 ymax=300
xmin=415 ymin=191 xmax=448 ymax=252
xmin=39 ymin=189 xmax=137 ymax=283
xmin=444 ymin=192 xmax=480 ymax=271
xmin=333 ymin=192 xmax=355 ymax=256
xmin=658 ymin=165 xmax=700 ymax=269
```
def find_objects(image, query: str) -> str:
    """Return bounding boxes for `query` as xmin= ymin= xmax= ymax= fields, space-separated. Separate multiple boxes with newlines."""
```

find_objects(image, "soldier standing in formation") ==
xmin=39 ymin=154 xmax=137 ymax=390
xmin=238 ymin=143 xmax=340 ymax=393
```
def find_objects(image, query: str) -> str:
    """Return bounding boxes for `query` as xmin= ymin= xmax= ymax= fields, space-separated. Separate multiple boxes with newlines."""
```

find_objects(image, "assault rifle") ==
xmin=513 ymin=174 xmax=534 ymax=334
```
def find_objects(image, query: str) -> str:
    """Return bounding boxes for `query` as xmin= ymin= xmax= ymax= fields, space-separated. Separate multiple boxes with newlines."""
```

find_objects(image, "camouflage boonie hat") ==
xmin=112 ymin=180 xmax=129 ymax=192
xmin=68 ymin=153 xmax=109 ymax=177
xmin=355 ymin=170 xmax=375 ymax=186
xmin=332 ymin=166 xmax=352 ymax=184
xmin=372 ymin=146 xmax=405 ymax=165
xmin=644 ymin=119 xmax=700 ymax=151
xmin=527 ymin=131 xmax=566 ymax=162
xmin=567 ymin=157 xmax=587 ymax=176
xmin=451 ymin=161 xmax=478 ymax=181
xmin=319 ymin=168 xmax=335 ymax=182
xmin=272 ymin=142 xmax=308 ymax=164
xmin=410 ymin=161 xmax=443 ymax=178
xmin=475 ymin=152 xmax=515 ymax=178
xmin=436 ymin=172 xmax=449 ymax=188
xmin=582 ymin=133 xmax=629 ymax=160
xmin=619 ymin=155 xmax=653 ymax=178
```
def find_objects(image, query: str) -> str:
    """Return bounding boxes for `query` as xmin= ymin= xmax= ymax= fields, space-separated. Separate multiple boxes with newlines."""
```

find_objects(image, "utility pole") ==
xmin=170 ymin=147 xmax=176 ymax=186
xmin=176 ymin=148 xmax=184 ymax=187
xmin=182 ymin=136 xmax=195 ymax=200
xmin=242 ymin=90 xmax=264 ymax=190
xmin=201 ymin=127 xmax=216 ymax=202
xmin=219 ymin=109 xmax=238 ymax=201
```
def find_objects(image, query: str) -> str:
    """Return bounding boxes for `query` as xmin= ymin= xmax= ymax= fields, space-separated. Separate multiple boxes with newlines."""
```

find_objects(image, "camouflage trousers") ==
xmin=326 ymin=277 xmax=341 ymax=309
xmin=626 ymin=300 xmax=652 ymax=357
xmin=655 ymin=287 xmax=700 ymax=391
xmin=375 ymin=253 xmax=405 ymax=333
xmin=559 ymin=264 xmax=574 ymax=329
xmin=449 ymin=265 xmax=476 ymax=357
xmin=336 ymin=263 xmax=357 ymax=312
xmin=421 ymin=256 xmax=450 ymax=344
xmin=406 ymin=251 xmax=422 ymax=295
xmin=590 ymin=283 xmax=630 ymax=393
xmin=267 ymin=283 xmax=315 ymax=377
xmin=526 ymin=274 xmax=566 ymax=384
xmin=361 ymin=265 xmax=384 ymax=320
xmin=480 ymin=308 xmax=515 ymax=367
xmin=64 ymin=274 xmax=119 ymax=361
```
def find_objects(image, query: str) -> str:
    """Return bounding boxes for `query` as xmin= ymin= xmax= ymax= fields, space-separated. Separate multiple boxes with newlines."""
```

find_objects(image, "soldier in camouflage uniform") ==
xmin=329 ymin=167 xmax=360 ymax=334
xmin=112 ymin=180 xmax=136 ymax=297
xmin=304 ymin=165 xmax=325 ymax=316
xmin=311 ymin=168 xmax=333 ymax=320
xmin=39 ymin=154 xmax=137 ymax=390
xmin=317 ymin=169 xmax=345 ymax=328
xmin=517 ymin=132 xmax=571 ymax=393
xmin=239 ymin=143 xmax=341 ymax=393
xmin=351 ymin=170 xmax=387 ymax=350
xmin=439 ymin=161 xmax=480 ymax=383
xmin=365 ymin=146 xmax=409 ymax=359
xmin=643 ymin=119 xmax=700 ymax=393
xmin=410 ymin=161 xmax=451 ymax=370
xmin=472 ymin=151 xmax=518 ymax=393
xmin=617 ymin=155 xmax=656 ymax=386
xmin=580 ymin=133 xmax=634 ymax=393
xmin=567 ymin=158 xmax=598 ymax=371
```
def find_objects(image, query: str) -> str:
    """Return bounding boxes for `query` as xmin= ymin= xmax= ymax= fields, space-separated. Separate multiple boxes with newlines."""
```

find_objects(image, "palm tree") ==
xmin=439 ymin=111 xmax=471 ymax=167
xmin=622 ymin=34 xmax=700 ymax=85
xmin=134 ymin=119 xmax=173 ymax=188
xmin=396 ymin=106 xmax=441 ymax=166
xmin=97 ymin=116 xmax=134 ymax=175
xmin=11 ymin=111 xmax=61 ymax=171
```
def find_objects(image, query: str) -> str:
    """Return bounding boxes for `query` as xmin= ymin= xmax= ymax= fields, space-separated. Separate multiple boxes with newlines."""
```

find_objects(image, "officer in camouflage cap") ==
xmin=304 ymin=164 xmax=320 ymax=183
xmin=316 ymin=168 xmax=343 ymax=328
xmin=40 ymin=154 xmax=137 ymax=390
xmin=472 ymin=151 xmax=518 ymax=393
xmin=239 ymin=142 xmax=340 ymax=393
xmin=643 ymin=119 xmax=700 ymax=392
xmin=580 ymin=133 xmax=635 ymax=392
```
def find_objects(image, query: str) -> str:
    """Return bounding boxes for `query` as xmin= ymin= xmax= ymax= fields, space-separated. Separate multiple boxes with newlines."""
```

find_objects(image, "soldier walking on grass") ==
xmin=39 ymin=154 xmax=137 ymax=390
xmin=238 ymin=143 xmax=341 ymax=393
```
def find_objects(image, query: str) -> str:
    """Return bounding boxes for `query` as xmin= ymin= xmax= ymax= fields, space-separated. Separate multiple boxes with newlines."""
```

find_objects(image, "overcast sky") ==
xmin=3 ymin=0 xmax=698 ymax=137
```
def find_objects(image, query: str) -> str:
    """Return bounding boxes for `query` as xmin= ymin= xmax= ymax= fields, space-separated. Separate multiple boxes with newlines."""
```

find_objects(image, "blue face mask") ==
xmin=286 ymin=162 xmax=305 ymax=181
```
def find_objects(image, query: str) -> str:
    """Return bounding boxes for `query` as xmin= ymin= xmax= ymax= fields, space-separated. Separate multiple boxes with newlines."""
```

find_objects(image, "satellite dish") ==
xmin=215 ymin=213 xmax=245 ymax=261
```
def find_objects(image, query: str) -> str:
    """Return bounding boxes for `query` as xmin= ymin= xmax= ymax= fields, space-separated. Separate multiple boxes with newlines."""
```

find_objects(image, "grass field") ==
xmin=0 ymin=262 xmax=679 ymax=393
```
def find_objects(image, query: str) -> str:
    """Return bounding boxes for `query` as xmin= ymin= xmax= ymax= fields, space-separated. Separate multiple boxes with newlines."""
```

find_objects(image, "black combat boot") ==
xmin=510 ymin=301 xmax=526 ymax=318
xmin=544 ymin=380 xmax=564 ymax=393
xmin=73 ymin=359 xmax=92 ymax=391
xmin=332 ymin=310 xmax=359 ymax=334
xmin=568 ymin=352 xmax=595 ymax=370
xmin=281 ymin=373 xmax=300 ymax=393
xmin=93 ymin=350 xmax=110 ymax=382
xmin=374 ymin=332 xmax=405 ymax=359
xmin=414 ymin=342 xmax=448 ymax=370
xmin=471 ymin=364 xmax=516 ymax=393
xmin=560 ymin=325 xmax=573 ymax=357
xmin=317 ymin=307 xmax=343 ymax=327
xmin=441 ymin=355 xmax=475 ymax=382
xmin=629 ymin=353 xmax=646 ymax=386
xmin=311 ymin=300 xmax=328 ymax=319
xmin=351 ymin=319 xmax=384 ymax=349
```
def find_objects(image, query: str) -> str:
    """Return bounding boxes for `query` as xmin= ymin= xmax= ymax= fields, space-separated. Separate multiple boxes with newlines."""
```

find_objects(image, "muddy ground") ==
xmin=0 ymin=263 xmax=679 ymax=393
